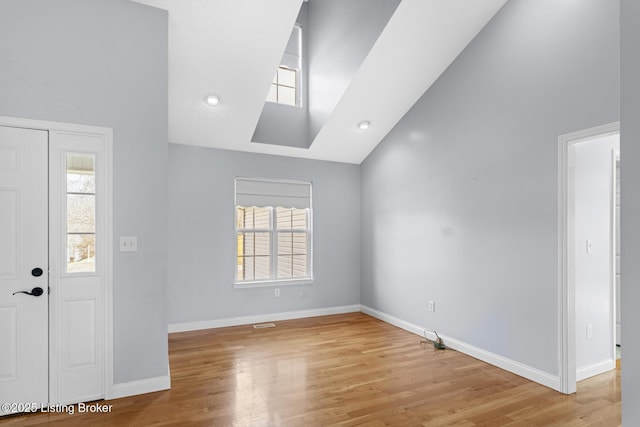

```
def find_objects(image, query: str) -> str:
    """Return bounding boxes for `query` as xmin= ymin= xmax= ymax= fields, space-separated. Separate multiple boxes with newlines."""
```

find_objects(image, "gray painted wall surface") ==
xmin=360 ymin=0 xmax=618 ymax=376
xmin=168 ymin=144 xmax=360 ymax=323
xmin=251 ymin=102 xmax=311 ymax=148
xmin=621 ymin=0 xmax=639 ymax=423
xmin=252 ymin=102 xmax=310 ymax=149
xmin=0 ymin=0 xmax=169 ymax=384
xmin=307 ymin=0 xmax=400 ymax=142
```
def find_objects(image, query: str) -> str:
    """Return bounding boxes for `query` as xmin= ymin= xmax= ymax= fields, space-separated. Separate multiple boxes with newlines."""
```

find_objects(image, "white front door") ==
xmin=0 ymin=121 xmax=112 ymax=414
xmin=0 ymin=126 xmax=49 ymax=415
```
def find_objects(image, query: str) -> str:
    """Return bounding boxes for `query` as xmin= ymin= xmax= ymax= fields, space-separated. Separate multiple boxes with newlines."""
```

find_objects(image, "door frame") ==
xmin=558 ymin=121 xmax=619 ymax=394
xmin=0 ymin=116 xmax=113 ymax=403
xmin=614 ymin=154 xmax=621 ymax=346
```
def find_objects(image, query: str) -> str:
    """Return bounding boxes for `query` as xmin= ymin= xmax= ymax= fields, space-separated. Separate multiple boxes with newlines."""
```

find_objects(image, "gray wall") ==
xmin=360 ymin=0 xmax=618 ymax=377
xmin=307 ymin=0 xmax=400 ymax=142
xmin=252 ymin=101 xmax=310 ymax=149
xmin=0 ymin=0 xmax=169 ymax=384
xmin=621 ymin=0 xmax=640 ymax=423
xmin=168 ymin=144 xmax=360 ymax=323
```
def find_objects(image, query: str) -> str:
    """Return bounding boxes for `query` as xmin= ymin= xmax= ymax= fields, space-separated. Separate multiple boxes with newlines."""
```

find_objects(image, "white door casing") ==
xmin=0 ymin=126 xmax=49 ymax=415
xmin=0 ymin=116 xmax=113 ymax=411
xmin=615 ymin=157 xmax=621 ymax=347
xmin=558 ymin=122 xmax=619 ymax=394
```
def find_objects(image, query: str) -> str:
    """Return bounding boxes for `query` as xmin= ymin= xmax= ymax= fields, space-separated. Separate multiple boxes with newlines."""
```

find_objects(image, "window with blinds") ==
xmin=235 ymin=178 xmax=312 ymax=285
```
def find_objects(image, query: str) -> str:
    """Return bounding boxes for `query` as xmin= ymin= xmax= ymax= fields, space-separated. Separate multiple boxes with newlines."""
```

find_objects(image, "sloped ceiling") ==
xmin=132 ymin=0 xmax=508 ymax=164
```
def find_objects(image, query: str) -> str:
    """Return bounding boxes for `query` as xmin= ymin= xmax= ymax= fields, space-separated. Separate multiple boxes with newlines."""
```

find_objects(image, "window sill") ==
xmin=265 ymin=101 xmax=302 ymax=109
xmin=234 ymin=278 xmax=314 ymax=289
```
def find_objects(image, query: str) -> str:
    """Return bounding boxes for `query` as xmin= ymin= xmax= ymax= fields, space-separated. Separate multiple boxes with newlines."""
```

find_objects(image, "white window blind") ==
xmin=235 ymin=177 xmax=311 ymax=209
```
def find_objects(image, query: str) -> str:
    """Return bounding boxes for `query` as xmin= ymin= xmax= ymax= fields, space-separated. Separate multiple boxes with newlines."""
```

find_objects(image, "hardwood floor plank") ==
xmin=0 ymin=313 xmax=620 ymax=426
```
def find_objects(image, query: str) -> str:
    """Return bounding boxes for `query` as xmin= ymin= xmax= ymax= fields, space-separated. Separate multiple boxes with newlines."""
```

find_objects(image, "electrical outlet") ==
xmin=587 ymin=324 xmax=593 ymax=339
xmin=586 ymin=240 xmax=593 ymax=254
xmin=428 ymin=300 xmax=435 ymax=312
xmin=274 ymin=288 xmax=280 ymax=298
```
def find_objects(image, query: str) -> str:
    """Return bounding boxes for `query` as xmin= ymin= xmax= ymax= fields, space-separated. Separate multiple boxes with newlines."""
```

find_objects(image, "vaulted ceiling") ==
xmin=132 ymin=0 xmax=508 ymax=164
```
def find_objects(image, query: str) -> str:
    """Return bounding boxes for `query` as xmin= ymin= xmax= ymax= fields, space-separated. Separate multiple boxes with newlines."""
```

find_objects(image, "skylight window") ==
xmin=266 ymin=25 xmax=301 ymax=107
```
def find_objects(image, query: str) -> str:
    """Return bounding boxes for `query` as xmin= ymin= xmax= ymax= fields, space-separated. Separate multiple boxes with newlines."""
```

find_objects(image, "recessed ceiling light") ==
xmin=357 ymin=120 xmax=370 ymax=130
xmin=204 ymin=94 xmax=220 ymax=106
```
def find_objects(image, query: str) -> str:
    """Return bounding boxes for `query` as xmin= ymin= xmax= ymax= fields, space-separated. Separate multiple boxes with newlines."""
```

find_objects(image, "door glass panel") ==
xmin=67 ymin=194 xmax=95 ymax=233
xmin=66 ymin=153 xmax=96 ymax=273
xmin=66 ymin=234 xmax=96 ymax=273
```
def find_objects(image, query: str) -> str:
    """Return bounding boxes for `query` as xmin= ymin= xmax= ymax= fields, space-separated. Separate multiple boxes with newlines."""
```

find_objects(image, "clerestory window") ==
xmin=266 ymin=25 xmax=301 ymax=107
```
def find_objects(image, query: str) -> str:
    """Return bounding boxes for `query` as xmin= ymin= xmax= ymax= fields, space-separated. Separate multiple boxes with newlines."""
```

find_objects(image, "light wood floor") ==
xmin=2 ymin=312 xmax=620 ymax=426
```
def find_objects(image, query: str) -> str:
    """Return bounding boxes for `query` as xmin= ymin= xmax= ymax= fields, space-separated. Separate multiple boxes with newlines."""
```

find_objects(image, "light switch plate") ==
xmin=120 ymin=236 xmax=138 ymax=252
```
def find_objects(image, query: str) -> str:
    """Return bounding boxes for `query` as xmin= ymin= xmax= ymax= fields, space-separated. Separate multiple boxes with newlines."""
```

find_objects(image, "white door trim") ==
xmin=0 ymin=116 xmax=113 ymax=402
xmin=614 ymin=154 xmax=621 ymax=346
xmin=610 ymin=150 xmax=619 ymax=350
xmin=558 ymin=121 xmax=619 ymax=394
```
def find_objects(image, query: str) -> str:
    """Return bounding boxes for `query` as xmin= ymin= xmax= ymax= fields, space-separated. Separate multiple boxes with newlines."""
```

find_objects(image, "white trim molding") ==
xmin=576 ymin=359 xmax=616 ymax=382
xmin=169 ymin=305 xmax=361 ymax=333
xmin=109 ymin=358 xmax=171 ymax=400
xmin=360 ymin=305 xmax=561 ymax=392
xmin=110 ymin=375 xmax=171 ymax=400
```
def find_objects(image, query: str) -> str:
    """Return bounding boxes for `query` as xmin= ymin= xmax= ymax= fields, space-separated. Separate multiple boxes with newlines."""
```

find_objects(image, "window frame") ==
xmin=64 ymin=152 xmax=98 ymax=276
xmin=268 ymin=65 xmax=299 ymax=107
xmin=234 ymin=178 xmax=313 ymax=288
xmin=235 ymin=206 xmax=273 ymax=283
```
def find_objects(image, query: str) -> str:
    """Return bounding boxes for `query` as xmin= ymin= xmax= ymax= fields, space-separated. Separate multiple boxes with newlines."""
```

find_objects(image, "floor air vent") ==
xmin=252 ymin=323 xmax=276 ymax=329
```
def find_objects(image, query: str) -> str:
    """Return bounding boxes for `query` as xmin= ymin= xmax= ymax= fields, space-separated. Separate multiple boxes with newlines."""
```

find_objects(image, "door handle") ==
xmin=12 ymin=287 xmax=44 ymax=297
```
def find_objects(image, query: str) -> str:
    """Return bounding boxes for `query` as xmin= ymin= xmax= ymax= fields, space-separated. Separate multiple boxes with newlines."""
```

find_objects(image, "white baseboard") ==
xmin=169 ymin=304 xmax=361 ymax=333
xmin=577 ymin=359 xmax=616 ymax=382
xmin=110 ymin=375 xmax=170 ymax=399
xmin=360 ymin=305 xmax=561 ymax=392
xmin=360 ymin=305 xmax=426 ymax=336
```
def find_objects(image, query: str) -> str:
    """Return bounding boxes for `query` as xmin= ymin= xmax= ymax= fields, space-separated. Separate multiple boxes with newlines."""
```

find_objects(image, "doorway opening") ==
xmin=558 ymin=122 xmax=620 ymax=394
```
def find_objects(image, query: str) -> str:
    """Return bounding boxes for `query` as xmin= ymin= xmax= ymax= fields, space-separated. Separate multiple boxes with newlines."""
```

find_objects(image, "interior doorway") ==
xmin=558 ymin=122 xmax=620 ymax=394
xmin=0 ymin=117 xmax=113 ymax=415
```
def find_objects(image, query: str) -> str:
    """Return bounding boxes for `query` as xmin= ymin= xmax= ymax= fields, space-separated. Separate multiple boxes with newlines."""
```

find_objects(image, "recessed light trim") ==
xmin=357 ymin=120 xmax=370 ymax=130
xmin=204 ymin=94 xmax=221 ymax=106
